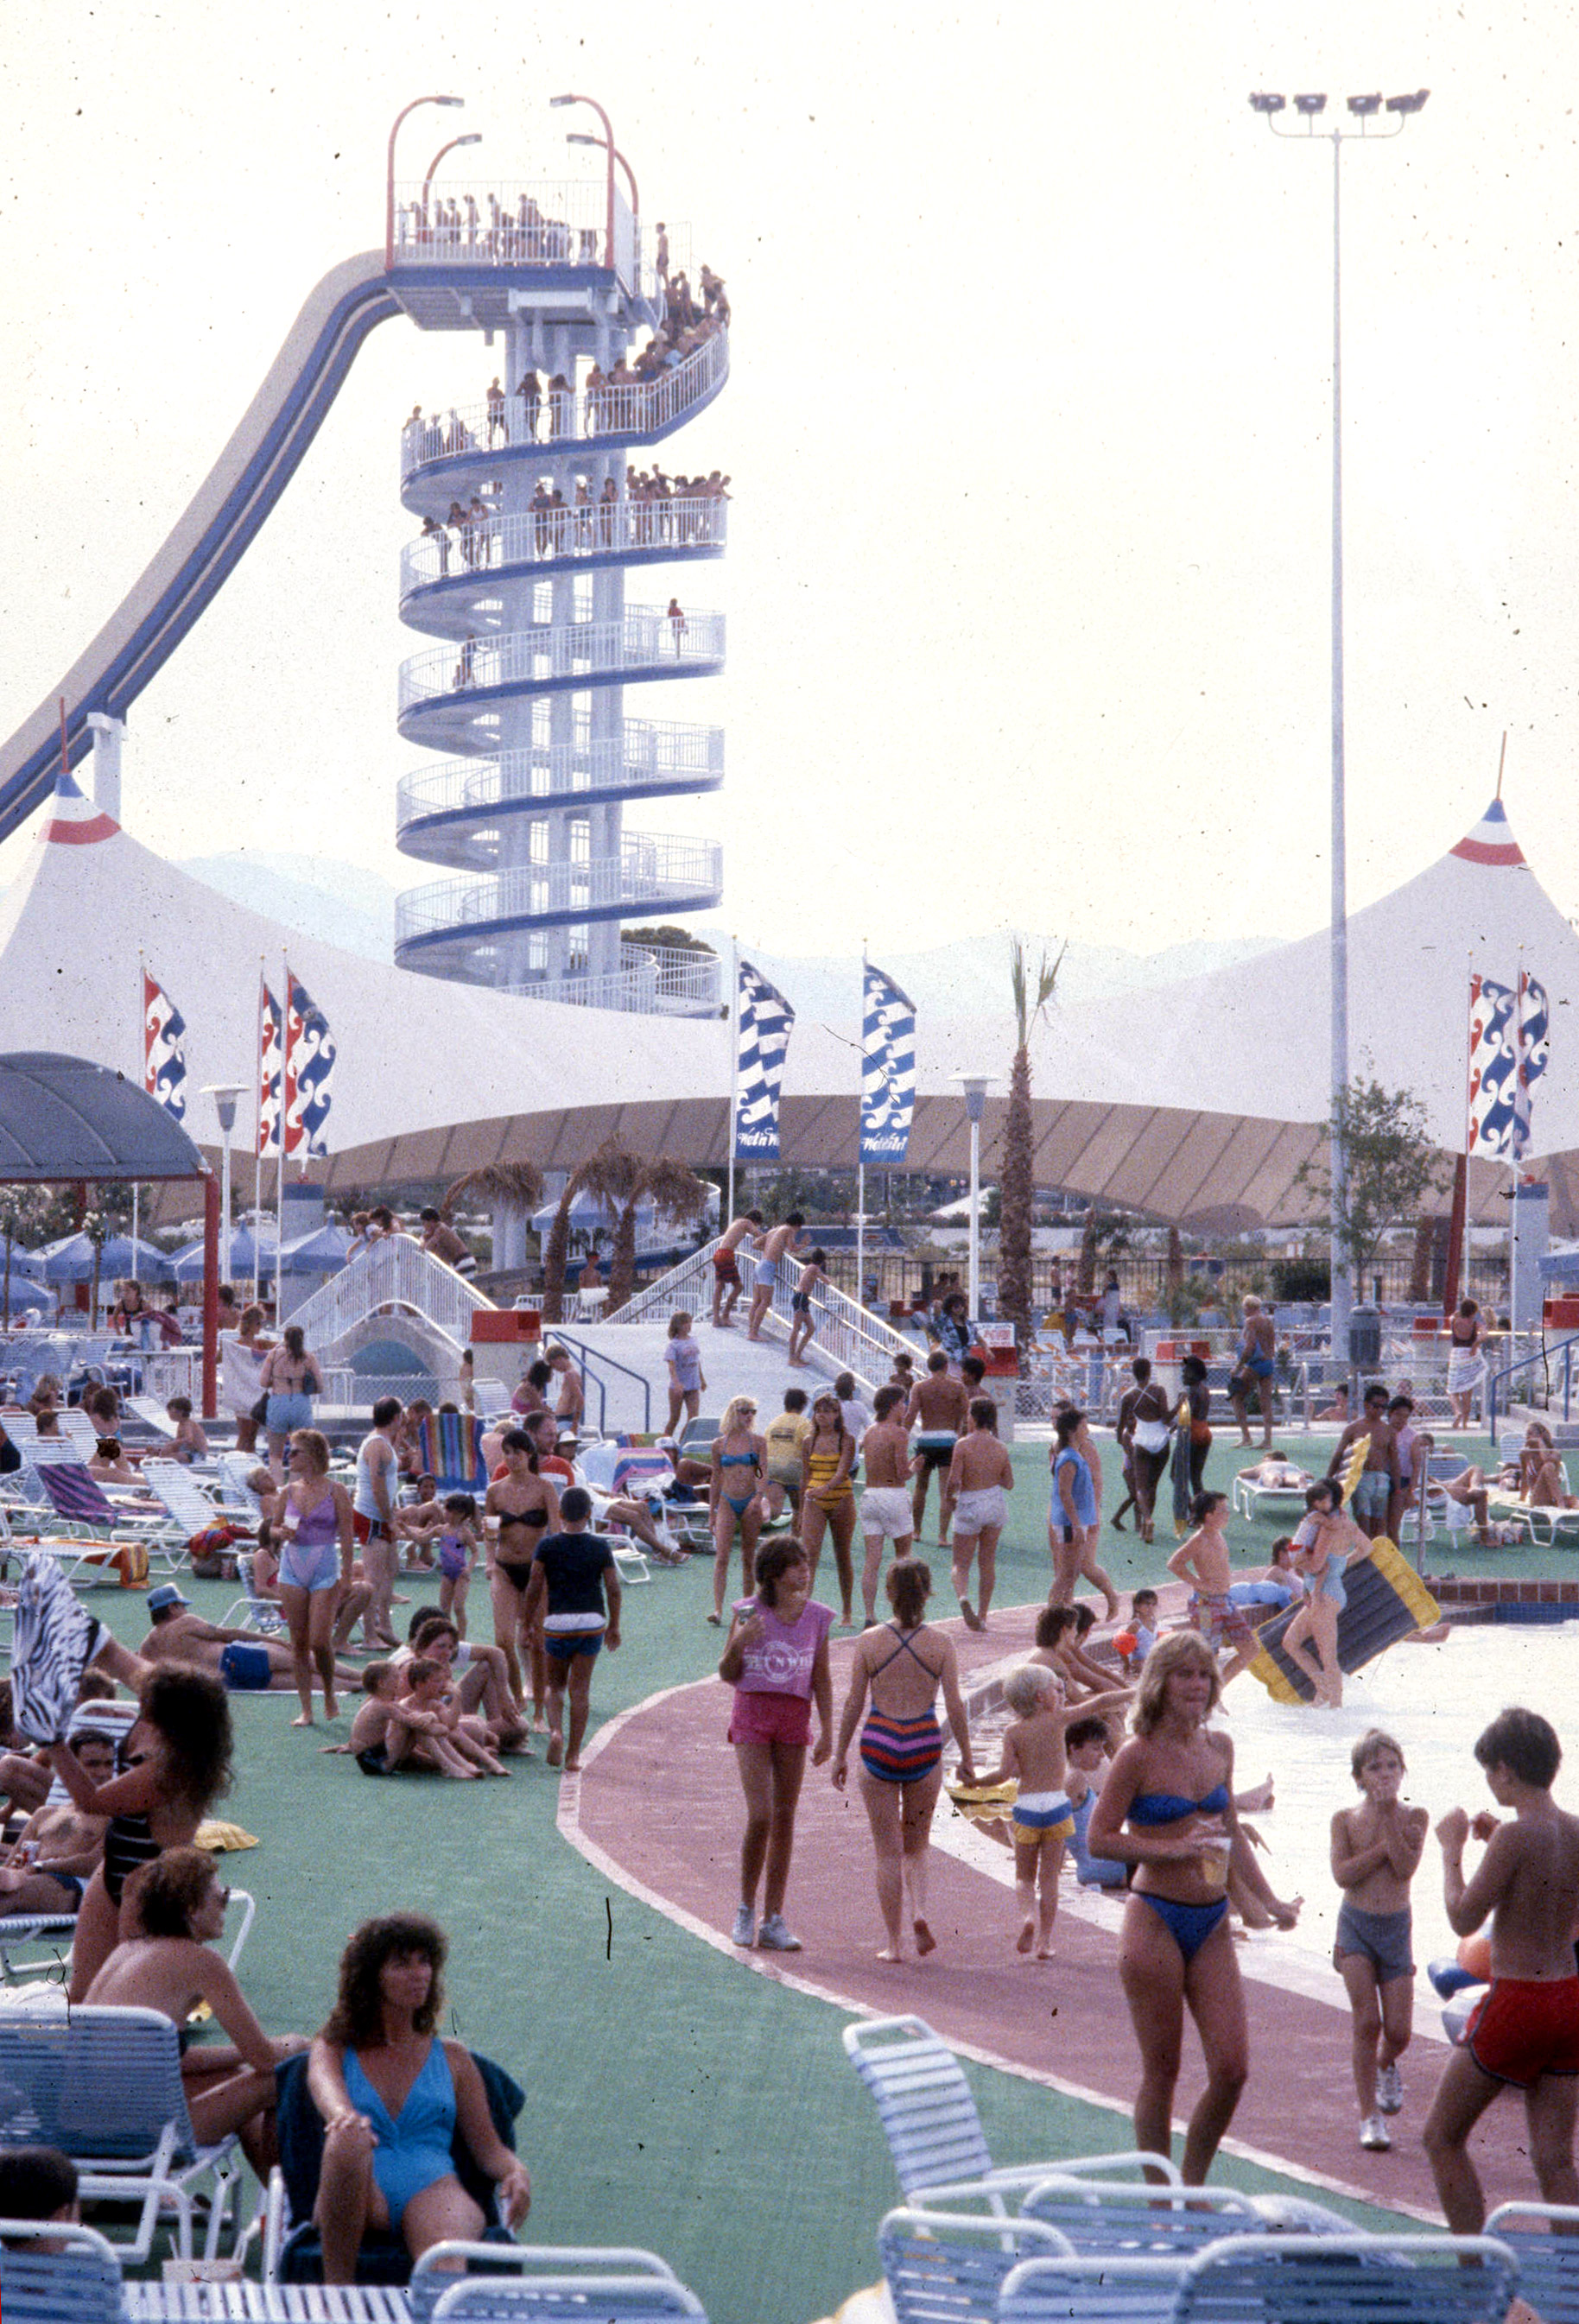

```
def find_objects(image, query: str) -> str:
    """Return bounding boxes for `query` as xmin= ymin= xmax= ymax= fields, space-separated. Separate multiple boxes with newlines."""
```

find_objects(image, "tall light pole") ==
xmin=203 ymin=1083 xmax=245 ymax=1289
xmin=422 ymin=131 xmax=482 ymax=216
xmin=566 ymin=129 xmax=638 ymax=222
xmin=549 ymin=93 xmax=617 ymax=269
xmin=1249 ymin=86 xmax=1428 ymax=1365
xmin=385 ymin=93 xmax=464 ymax=269
xmin=954 ymin=1075 xmax=994 ymax=1319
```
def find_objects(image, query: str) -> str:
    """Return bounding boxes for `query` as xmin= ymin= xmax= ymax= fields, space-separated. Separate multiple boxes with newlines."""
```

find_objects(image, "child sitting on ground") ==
xmin=398 ymin=1656 xmax=509 ymax=1777
xmin=1063 ymin=1713 xmax=1127 ymax=1889
xmin=435 ymin=1492 xmax=480 ymax=1635
xmin=1332 ymin=1726 xmax=1428 ymax=2154
xmin=335 ymin=1660 xmax=501 ymax=1781
xmin=165 ymin=1396 xmax=210 ymax=1465
xmin=1030 ymin=1604 xmax=1113 ymax=1701
xmin=974 ymin=1664 xmax=1133 ymax=1956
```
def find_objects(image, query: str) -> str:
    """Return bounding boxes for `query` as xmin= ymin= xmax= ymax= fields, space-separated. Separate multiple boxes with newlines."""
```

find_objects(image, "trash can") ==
xmin=1347 ymin=1303 xmax=1381 ymax=1373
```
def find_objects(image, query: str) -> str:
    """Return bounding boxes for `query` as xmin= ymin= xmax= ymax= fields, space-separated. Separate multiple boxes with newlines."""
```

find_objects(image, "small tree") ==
xmin=608 ymin=1158 xmax=712 ymax=1310
xmin=998 ymin=938 xmax=1064 ymax=1335
xmin=542 ymin=1143 xmax=635 ymax=1322
xmin=1294 ymin=1080 xmax=1449 ymax=1297
xmin=443 ymin=1161 xmax=545 ymax=1275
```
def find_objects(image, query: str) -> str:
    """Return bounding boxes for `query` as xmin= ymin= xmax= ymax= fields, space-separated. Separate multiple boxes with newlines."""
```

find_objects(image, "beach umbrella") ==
xmin=169 ymin=1226 xmax=277 ymax=1282
xmin=278 ymin=1223 xmax=353 ymax=1275
xmin=40 ymin=1232 xmax=176 ymax=1284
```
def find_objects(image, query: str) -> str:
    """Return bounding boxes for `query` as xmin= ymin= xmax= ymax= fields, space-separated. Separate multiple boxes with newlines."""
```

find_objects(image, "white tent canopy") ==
xmin=0 ymin=772 xmax=1570 ymax=1228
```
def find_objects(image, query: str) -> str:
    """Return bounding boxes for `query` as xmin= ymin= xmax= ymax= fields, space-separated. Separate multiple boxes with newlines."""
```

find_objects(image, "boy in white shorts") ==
xmin=858 ymin=1386 xmax=915 ymax=1624
xmin=946 ymin=1396 xmax=1014 ymax=1631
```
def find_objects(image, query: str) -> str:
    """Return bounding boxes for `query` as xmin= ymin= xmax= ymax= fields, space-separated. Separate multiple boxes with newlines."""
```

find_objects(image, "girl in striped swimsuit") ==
xmin=832 ymin=1558 xmax=977 ymax=1961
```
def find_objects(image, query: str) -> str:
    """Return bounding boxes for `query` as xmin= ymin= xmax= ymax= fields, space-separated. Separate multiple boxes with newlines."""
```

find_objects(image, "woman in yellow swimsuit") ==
xmin=799 ymin=1392 xmax=857 ymax=1628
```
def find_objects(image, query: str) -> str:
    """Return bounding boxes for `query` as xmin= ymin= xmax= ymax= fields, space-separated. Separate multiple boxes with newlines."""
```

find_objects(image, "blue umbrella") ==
xmin=40 ymin=1232 xmax=176 ymax=1284
xmin=278 ymin=1223 xmax=352 ymax=1275
xmin=0 ymin=1246 xmax=50 ymax=1282
xmin=170 ymin=1226 xmax=277 ymax=1282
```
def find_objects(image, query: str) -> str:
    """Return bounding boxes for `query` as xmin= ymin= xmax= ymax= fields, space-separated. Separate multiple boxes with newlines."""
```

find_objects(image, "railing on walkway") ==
xmin=612 ymin=1240 xmax=910 ymax=1396
xmin=399 ymin=610 xmax=725 ymax=709
xmin=1487 ymin=1330 xmax=1579 ymax=1435
xmin=401 ymin=330 xmax=729 ymax=473
xmin=396 ymin=725 xmax=725 ymax=844
xmin=611 ymin=1240 xmax=719 ymax=1327
xmin=504 ymin=943 xmax=720 ymax=1014
xmin=390 ymin=178 xmax=650 ymax=293
xmin=551 ymin=1329 xmax=651 ymax=1435
xmin=401 ymin=497 xmax=728 ymax=592
xmin=395 ymin=834 xmax=722 ymax=947
xmin=285 ymin=1238 xmax=496 ymax=1362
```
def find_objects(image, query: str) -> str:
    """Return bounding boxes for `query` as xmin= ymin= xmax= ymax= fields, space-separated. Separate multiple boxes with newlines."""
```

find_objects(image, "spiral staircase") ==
xmin=393 ymin=250 xmax=728 ymax=1014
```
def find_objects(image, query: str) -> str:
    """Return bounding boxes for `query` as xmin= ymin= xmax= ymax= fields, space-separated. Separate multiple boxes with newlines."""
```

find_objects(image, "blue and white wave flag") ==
xmin=736 ymin=959 xmax=794 ymax=1161
xmin=142 ymin=970 xmax=187 ymax=1123
xmin=284 ymin=970 xmax=337 ymax=1160
xmin=861 ymin=962 xmax=916 ymax=1163
xmin=1468 ymin=971 xmax=1549 ymax=1162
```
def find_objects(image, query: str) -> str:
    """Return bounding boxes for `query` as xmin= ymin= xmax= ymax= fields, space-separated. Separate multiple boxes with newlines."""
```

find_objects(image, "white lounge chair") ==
xmin=999 ymin=2231 xmax=1518 ymax=2324
xmin=0 ymin=2002 xmax=245 ymax=2261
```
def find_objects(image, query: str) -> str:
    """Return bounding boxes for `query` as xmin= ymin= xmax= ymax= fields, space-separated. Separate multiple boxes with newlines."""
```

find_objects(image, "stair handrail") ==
xmin=286 ymin=1237 xmax=497 ymax=1362
xmin=549 ymin=1328 xmax=651 ymax=1435
xmin=606 ymin=1238 xmax=720 ymax=1327
xmin=1487 ymin=1327 xmax=1579 ymax=1436
xmin=765 ymin=1270 xmax=916 ymax=1397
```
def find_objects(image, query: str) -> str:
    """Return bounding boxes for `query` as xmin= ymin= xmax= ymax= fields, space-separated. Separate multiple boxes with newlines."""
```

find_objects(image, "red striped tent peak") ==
xmin=1451 ymin=798 xmax=1526 ymax=868
xmin=42 ymin=764 xmax=119 ymax=846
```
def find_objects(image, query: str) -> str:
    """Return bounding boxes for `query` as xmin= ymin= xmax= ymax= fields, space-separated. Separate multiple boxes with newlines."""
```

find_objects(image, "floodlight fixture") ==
xmin=1386 ymin=88 xmax=1430 ymax=114
xmin=1248 ymin=92 xmax=1286 ymax=114
xmin=1293 ymin=92 xmax=1328 ymax=116
xmin=1347 ymin=93 xmax=1383 ymax=117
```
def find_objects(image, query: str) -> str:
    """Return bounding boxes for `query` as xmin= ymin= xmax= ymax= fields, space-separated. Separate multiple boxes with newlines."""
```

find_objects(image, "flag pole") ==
xmin=253 ymin=964 xmax=265 ymax=1311
xmin=857 ymin=942 xmax=866 ymax=1314
xmin=133 ymin=951 xmax=143 ymax=1268
xmin=1510 ymin=954 xmax=1523 ymax=1347
xmin=727 ymin=936 xmax=739 ymax=1225
xmin=276 ymin=959 xmax=288 ymax=1322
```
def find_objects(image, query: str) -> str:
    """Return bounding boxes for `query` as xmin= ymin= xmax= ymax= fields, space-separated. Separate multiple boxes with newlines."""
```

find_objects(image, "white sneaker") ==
xmin=757 ymin=1913 xmax=802 ymax=1953
xmin=730 ymin=1904 xmax=755 ymax=1947
xmin=1360 ymin=2114 xmax=1391 ymax=2151
xmin=1375 ymin=2062 xmax=1403 ymax=2115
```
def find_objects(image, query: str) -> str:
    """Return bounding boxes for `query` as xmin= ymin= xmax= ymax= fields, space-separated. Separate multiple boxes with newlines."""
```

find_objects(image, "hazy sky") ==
xmin=3 ymin=1 xmax=1577 ymax=962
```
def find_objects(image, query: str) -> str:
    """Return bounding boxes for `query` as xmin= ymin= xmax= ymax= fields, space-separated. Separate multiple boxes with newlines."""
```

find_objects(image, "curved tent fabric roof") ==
xmin=0 ymin=1053 xmax=205 ymax=1181
xmin=0 ymin=776 xmax=1573 ymax=1228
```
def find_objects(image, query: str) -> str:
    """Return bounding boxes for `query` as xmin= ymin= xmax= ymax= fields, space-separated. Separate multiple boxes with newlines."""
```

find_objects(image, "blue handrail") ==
xmin=1486 ymin=1331 xmax=1579 ymax=1436
xmin=552 ymin=1329 xmax=651 ymax=1434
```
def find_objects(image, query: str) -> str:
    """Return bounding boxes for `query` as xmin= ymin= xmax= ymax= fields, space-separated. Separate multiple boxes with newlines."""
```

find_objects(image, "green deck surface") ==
xmin=79 ymin=1425 xmax=1537 ymax=2321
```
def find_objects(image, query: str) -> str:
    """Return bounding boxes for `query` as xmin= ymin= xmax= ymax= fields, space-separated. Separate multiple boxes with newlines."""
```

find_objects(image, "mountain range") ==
xmin=172 ymin=852 xmax=1277 ymax=1014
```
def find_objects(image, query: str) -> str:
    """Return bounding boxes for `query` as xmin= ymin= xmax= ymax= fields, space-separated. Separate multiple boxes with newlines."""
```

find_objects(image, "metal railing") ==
xmin=400 ymin=330 xmax=729 ymax=472
xmin=401 ymin=497 xmax=727 ymax=591
xmin=1487 ymin=1330 xmax=1579 ymax=1435
xmin=284 ymin=1238 xmax=497 ymax=1363
xmin=504 ymin=943 xmax=721 ymax=1014
xmin=390 ymin=178 xmax=646 ymax=291
xmin=398 ymin=609 xmax=725 ymax=709
xmin=612 ymin=1241 xmax=720 ymax=1327
xmin=396 ymin=725 xmax=725 ymax=840
xmin=549 ymin=1329 xmax=651 ymax=1434
xmin=395 ymin=835 xmax=722 ymax=947
xmin=610 ymin=1239 xmax=909 ymax=1396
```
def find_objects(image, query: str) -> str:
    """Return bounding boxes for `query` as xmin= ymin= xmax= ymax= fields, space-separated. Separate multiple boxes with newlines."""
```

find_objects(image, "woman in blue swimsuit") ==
xmin=709 ymin=1396 xmax=767 ymax=1625
xmin=308 ymin=1913 xmax=531 ymax=2285
xmin=832 ymin=1560 xmax=977 ymax=1961
xmin=278 ymin=1430 xmax=355 ymax=1728
xmin=1088 ymin=1632 xmax=1301 ymax=2184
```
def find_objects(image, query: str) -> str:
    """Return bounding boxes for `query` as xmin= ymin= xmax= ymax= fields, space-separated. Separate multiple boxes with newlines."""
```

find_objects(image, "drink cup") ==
xmin=1197 ymin=1833 xmax=1232 ymax=1891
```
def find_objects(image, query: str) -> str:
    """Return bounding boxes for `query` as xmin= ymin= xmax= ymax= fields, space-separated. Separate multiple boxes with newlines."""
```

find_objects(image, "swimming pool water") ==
xmin=939 ymin=1618 xmax=1577 ymax=2037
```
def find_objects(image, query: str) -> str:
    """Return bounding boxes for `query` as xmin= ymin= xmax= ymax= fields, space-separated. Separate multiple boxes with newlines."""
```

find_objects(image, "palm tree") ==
xmin=442 ymin=1161 xmax=545 ymax=1276
xmin=608 ymin=1158 xmax=711 ymax=1311
xmin=542 ymin=1143 xmax=637 ymax=1322
xmin=998 ymin=937 xmax=1063 ymax=1336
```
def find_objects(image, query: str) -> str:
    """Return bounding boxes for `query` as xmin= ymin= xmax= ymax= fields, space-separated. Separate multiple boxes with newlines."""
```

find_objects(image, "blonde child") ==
xmin=337 ymin=1661 xmax=491 ymax=1781
xmin=396 ymin=1660 xmax=507 ymax=1778
xmin=976 ymin=1663 xmax=1133 ymax=1956
xmin=436 ymin=1492 xmax=480 ymax=1636
xmin=1331 ymin=1726 xmax=1428 ymax=2153
xmin=165 ymin=1396 xmax=210 ymax=1465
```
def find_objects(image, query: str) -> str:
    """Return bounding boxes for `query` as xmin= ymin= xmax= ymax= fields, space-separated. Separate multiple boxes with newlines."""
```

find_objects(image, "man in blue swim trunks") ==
xmin=138 ymin=1583 xmax=358 ymax=1694
xmin=1227 ymin=1297 xmax=1278 ymax=1449
xmin=1328 ymin=1384 xmax=1400 ymax=1542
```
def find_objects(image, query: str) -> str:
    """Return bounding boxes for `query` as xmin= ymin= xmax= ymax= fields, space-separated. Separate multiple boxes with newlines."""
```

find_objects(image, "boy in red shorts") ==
xmin=1423 ymin=1706 xmax=1579 ymax=2230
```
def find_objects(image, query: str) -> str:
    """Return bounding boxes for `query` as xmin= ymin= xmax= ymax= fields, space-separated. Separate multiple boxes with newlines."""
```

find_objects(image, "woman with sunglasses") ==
xmin=86 ymin=1845 xmax=308 ymax=2173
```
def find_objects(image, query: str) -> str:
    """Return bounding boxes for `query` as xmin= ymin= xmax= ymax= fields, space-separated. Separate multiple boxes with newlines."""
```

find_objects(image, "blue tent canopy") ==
xmin=40 ymin=1232 xmax=176 ymax=1284
xmin=0 ymin=1054 xmax=204 ymax=1181
xmin=170 ymin=1226 xmax=276 ymax=1282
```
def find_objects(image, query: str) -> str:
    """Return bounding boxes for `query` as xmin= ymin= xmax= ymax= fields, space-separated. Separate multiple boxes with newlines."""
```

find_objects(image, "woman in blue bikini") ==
xmin=832 ymin=1560 xmax=976 ymax=1961
xmin=308 ymin=1913 xmax=530 ymax=2284
xmin=1088 ymin=1631 xmax=1301 ymax=2183
xmin=709 ymin=1396 xmax=767 ymax=1624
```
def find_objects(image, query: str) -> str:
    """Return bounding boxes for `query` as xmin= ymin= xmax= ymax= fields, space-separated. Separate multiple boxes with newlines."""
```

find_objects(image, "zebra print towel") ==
xmin=10 ymin=1555 xmax=105 ymax=1743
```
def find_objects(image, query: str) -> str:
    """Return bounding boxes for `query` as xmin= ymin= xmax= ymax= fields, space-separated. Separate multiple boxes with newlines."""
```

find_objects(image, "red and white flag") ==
xmin=257 ymin=982 xmax=283 ymax=1158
